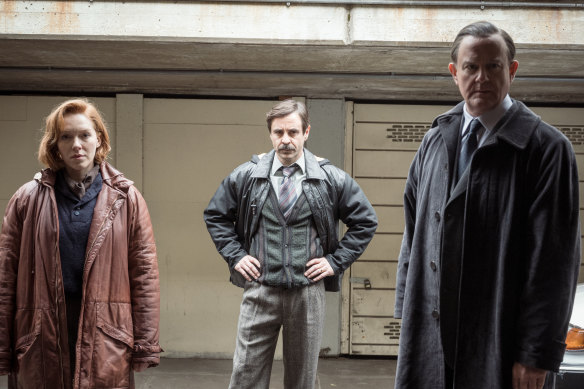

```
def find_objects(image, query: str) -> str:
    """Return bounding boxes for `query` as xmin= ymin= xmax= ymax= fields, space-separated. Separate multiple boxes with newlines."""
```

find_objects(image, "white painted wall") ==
xmin=1 ymin=2 xmax=582 ymax=46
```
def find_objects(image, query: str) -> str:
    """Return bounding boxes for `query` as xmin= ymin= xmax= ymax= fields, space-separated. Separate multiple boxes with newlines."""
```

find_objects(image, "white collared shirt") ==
xmin=270 ymin=152 xmax=307 ymax=200
xmin=462 ymin=95 xmax=513 ymax=147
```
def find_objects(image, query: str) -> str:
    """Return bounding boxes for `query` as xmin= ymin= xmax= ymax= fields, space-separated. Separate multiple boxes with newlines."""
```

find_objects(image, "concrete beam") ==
xmin=1 ymin=66 xmax=583 ymax=103
xmin=1 ymin=2 xmax=582 ymax=45
xmin=1 ymin=2 xmax=583 ymax=102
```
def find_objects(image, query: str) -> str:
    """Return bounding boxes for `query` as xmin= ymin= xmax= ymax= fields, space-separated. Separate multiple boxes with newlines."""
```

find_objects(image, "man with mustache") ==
xmin=204 ymin=99 xmax=377 ymax=389
xmin=394 ymin=21 xmax=580 ymax=389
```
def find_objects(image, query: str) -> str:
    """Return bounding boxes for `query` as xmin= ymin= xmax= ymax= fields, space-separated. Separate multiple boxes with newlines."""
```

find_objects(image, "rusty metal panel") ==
xmin=352 ymin=261 xmax=397 ymax=289
xmin=580 ymin=182 xmax=584 ymax=210
xmin=351 ymin=343 xmax=400 ymax=356
xmin=360 ymin=234 xmax=403 ymax=262
xmin=374 ymin=206 xmax=406 ymax=234
xmin=354 ymin=150 xmax=415 ymax=178
xmin=355 ymin=122 xmax=429 ymax=151
xmin=351 ymin=317 xmax=400 ymax=348
xmin=530 ymin=107 xmax=584 ymax=154
xmin=349 ymin=103 xmax=438 ymax=356
xmin=356 ymin=177 xmax=406 ymax=206
xmin=354 ymin=103 xmax=453 ymax=123
xmin=351 ymin=289 xmax=394 ymax=317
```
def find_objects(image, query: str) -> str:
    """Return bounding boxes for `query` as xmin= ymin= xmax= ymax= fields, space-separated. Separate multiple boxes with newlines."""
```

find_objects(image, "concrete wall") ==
xmin=2 ymin=2 xmax=582 ymax=44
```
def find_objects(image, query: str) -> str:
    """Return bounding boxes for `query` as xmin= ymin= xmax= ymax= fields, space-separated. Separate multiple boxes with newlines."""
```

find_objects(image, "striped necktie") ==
xmin=279 ymin=164 xmax=299 ymax=219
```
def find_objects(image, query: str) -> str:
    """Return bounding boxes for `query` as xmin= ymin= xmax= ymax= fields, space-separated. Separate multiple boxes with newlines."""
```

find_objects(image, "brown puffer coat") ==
xmin=0 ymin=162 xmax=161 ymax=389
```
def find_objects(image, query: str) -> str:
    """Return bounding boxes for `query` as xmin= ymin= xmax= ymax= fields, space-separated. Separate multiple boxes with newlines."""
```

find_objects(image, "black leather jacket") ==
xmin=203 ymin=149 xmax=377 ymax=292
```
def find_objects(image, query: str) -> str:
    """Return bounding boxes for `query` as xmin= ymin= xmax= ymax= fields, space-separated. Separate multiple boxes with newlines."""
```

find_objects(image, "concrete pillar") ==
xmin=115 ymin=94 xmax=144 ymax=192
xmin=307 ymin=99 xmax=346 ymax=168
xmin=306 ymin=98 xmax=346 ymax=356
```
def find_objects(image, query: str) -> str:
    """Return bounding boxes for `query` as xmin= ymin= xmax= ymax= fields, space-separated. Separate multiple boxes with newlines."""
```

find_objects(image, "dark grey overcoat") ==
xmin=394 ymin=100 xmax=581 ymax=388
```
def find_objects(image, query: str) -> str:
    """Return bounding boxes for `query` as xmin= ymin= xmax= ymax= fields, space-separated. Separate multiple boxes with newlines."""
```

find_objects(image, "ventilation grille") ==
xmin=383 ymin=321 xmax=401 ymax=341
xmin=559 ymin=126 xmax=584 ymax=146
xmin=386 ymin=123 xmax=430 ymax=143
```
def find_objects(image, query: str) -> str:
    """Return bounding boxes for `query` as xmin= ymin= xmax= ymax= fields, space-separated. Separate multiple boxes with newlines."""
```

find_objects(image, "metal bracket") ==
xmin=350 ymin=277 xmax=372 ymax=289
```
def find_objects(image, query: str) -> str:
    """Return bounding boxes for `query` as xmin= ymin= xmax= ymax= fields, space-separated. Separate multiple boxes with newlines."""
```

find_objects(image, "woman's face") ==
xmin=57 ymin=113 xmax=101 ymax=181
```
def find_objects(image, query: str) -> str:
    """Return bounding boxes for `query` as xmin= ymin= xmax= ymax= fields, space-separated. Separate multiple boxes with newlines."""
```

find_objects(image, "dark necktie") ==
xmin=457 ymin=118 xmax=482 ymax=180
xmin=279 ymin=165 xmax=299 ymax=219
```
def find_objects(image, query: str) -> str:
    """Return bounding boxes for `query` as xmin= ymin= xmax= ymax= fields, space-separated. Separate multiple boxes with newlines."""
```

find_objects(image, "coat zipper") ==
xmin=84 ymin=199 xmax=116 ymax=262
xmin=245 ymin=181 xmax=269 ymax=250
xmin=308 ymin=180 xmax=333 ymax=250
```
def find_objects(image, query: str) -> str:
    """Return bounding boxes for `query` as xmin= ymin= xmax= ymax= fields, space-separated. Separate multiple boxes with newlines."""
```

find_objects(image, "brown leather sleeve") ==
xmin=0 ymin=183 xmax=35 ymax=374
xmin=126 ymin=186 xmax=162 ymax=367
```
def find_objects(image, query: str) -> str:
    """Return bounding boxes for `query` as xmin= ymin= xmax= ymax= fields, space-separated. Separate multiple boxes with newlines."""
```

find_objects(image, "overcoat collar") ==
xmin=482 ymin=100 xmax=541 ymax=150
xmin=436 ymin=100 xmax=541 ymax=202
xmin=250 ymin=148 xmax=328 ymax=180
xmin=434 ymin=99 xmax=540 ymax=154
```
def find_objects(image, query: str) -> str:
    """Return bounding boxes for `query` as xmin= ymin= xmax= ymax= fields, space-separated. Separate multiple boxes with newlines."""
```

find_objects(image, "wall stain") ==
xmin=47 ymin=1 xmax=80 ymax=34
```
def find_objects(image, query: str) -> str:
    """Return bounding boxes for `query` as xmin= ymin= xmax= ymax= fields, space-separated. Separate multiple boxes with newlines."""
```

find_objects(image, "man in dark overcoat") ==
xmin=394 ymin=21 xmax=580 ymax=389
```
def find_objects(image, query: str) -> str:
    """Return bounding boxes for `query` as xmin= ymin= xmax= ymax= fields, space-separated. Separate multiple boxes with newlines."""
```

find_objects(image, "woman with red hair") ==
xmin=0 ymin=98 xmax=161 ymax=388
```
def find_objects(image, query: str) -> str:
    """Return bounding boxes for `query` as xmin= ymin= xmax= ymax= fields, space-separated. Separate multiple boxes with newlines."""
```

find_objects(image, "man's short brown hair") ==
xmin=451 ymin=21 xmax=516 ymax=63
xmin=266 ymin=99 xmax=310 ymax=133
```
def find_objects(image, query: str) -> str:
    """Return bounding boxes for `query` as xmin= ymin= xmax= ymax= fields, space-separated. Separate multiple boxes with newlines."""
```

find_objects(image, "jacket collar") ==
xmin=251 ymin=148 xmax=328 ymax=180
xmin=37 ymin=161 xmax=133 ymax=194
xmin=99 ymin=161 xmax=133 ymax=194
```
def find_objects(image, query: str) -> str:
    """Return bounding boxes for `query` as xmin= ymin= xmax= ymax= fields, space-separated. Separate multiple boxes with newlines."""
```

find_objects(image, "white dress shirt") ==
xmin=270 ymin=152 xmax=307 ymax=200
xmin=462 ymin=94 xmax=513 ymax=147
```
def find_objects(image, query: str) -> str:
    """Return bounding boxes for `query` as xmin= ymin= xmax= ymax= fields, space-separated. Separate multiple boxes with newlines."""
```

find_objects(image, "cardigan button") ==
xmin=430 ymin=261 xmax=437 ymax=271
xmin=434 ymin=212 xmax=441 ymax=222
xmin=432 ymin=309 xmax=440 ymax=320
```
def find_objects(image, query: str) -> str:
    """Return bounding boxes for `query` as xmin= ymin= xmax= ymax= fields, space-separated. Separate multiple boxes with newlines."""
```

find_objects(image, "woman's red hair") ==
xmin=38 ymin=98 xmax=111 ymax=170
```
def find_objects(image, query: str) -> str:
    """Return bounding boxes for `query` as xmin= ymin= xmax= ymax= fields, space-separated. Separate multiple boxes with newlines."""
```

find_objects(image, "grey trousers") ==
xmin=228 ymin=280 xmax=326 ymax=389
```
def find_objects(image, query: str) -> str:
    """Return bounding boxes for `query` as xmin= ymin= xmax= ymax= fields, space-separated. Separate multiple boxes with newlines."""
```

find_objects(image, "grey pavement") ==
xmin=0 ymin=357 xmax=396 ymax=388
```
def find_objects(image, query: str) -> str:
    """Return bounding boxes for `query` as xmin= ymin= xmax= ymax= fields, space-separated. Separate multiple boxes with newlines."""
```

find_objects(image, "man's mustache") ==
xmin=278 ymin=145 xmax=295 ymax=151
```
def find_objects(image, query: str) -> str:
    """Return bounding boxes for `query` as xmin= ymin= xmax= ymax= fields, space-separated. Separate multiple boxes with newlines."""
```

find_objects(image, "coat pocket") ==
xmin=92 ymin=303 xmax=133 ymax=388
xmin=13 ymin=309 xmax=42 ymax=383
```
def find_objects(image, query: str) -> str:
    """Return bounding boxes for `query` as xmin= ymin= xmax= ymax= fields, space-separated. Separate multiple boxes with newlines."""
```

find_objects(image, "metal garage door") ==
xmin=344 ymin=102 xmax=584 ymax=356
xmin=142 ymin=98 xmax=278 ymax=357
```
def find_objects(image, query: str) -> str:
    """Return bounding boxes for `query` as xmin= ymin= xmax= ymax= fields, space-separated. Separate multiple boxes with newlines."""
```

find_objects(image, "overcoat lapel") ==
xmin=435 ymin=105 xmax=465 ymax=204
xmin=449 ymin=168 xmax=469 ymax=204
